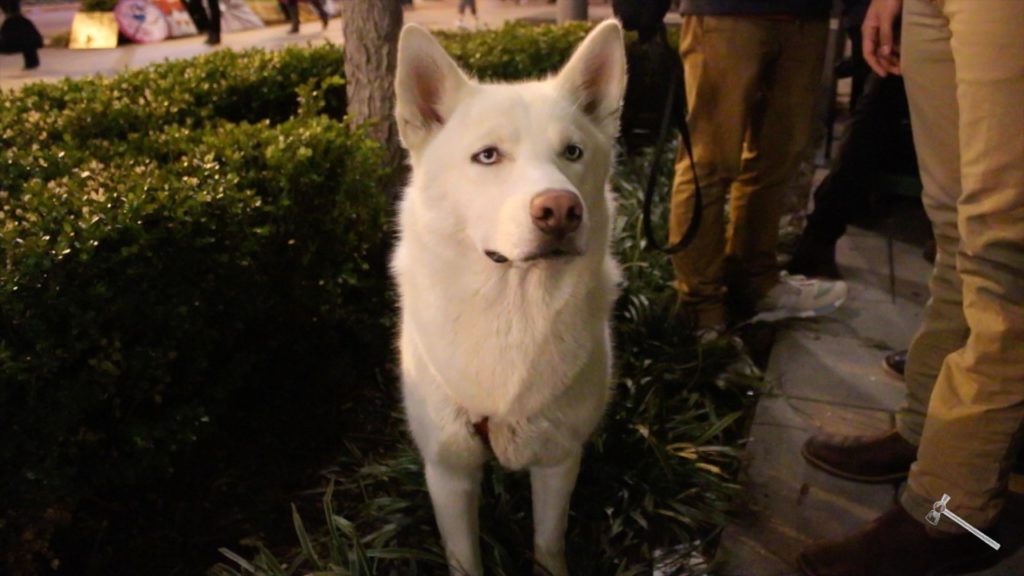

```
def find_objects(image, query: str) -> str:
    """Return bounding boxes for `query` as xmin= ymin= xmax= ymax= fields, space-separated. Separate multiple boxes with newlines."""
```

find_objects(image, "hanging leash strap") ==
xmin=640 ymin=29 xmax=703 ymax=255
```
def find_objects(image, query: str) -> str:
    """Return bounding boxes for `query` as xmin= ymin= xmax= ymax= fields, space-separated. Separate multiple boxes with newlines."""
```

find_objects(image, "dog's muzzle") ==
xmin=483 ymin=189 xmax=585 ymax=265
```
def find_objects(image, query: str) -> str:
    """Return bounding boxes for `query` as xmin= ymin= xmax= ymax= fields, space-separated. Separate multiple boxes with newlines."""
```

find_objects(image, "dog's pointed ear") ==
xmin=395 ymin=24 xmax=471 ymax=152
xmin=555 ymin=20 xmax=627 ymax=137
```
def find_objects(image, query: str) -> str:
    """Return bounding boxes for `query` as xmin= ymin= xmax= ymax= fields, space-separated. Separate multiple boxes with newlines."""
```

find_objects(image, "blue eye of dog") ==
xmin=563 ymin=144 xmax=584 ymax=161
xmin=472 ymin=147 xmax=501 ymax=165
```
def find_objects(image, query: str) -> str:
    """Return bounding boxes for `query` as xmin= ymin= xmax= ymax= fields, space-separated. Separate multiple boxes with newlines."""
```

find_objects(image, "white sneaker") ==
xmin=752 ymin=272 xmax=848 ymax=323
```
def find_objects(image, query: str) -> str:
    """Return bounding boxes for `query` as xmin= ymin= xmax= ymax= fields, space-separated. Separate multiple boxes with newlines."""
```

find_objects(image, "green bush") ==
xmin=1 ymin=114 xmax=390 ymax=572
xmin=0 ymin=46 xmax=377 ymax=576
xmin=437 ymin=22 xmax=678 ymax=82
xmin=436 ymin=21 xmax=593 ymax=81
xmin=79 ymin=0 xmax=119 ymax=11
xmin=1 ymin=45 xmax=346 ymax=191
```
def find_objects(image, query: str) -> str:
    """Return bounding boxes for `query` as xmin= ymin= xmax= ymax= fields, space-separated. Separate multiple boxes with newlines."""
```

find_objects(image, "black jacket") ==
xmin=678 ymin=0 xmax=832 ymax=18
xmin=0 ymin=0 xmax=42 ymax=53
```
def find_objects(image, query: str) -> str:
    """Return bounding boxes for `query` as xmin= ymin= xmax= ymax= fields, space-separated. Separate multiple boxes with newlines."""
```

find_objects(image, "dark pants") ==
xmin=288 ymin=0 xmax=328 ymax=31
xmin=21 ymin=47 xmax=37 ymax=68
xmin=208 ymin=0 xmax=220 ymax=38
xmin=802 ymin=73 xmax=916 ymax=245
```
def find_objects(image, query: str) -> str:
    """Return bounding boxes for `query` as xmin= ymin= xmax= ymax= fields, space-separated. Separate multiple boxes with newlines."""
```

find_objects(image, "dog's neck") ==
xmin=393 ymin=182 xmax=620 ymax=419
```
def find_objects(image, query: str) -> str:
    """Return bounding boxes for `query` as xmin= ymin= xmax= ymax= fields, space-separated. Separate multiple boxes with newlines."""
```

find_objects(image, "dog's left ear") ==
xmin=395 ymin=24 xmax=472 ymax=153
xmin=555 ymin=20 xmax=627 ymax=137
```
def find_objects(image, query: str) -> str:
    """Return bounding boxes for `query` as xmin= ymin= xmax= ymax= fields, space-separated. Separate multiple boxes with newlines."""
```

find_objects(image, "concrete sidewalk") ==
xmin=717 ymin=209 xmax=1024 ymax=574
xmin=1 ymin=0 xmax=628 ymax=91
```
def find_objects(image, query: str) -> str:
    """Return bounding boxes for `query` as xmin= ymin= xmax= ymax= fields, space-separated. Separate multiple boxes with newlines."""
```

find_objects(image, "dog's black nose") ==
xmin=530 ymin=189 xmax=582 ymax=238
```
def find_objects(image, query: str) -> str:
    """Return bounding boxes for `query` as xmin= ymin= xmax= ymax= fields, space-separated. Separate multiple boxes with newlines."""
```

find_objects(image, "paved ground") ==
xmin=717 ymin=204 xmax=1024 ymax=575
xmin=1 ymin=0 xmax=634 ymax=91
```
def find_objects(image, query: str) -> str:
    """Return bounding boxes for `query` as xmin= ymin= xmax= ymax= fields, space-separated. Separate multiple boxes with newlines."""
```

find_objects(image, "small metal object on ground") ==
xmin=926 ymin=494 xmax=1001 ymax=551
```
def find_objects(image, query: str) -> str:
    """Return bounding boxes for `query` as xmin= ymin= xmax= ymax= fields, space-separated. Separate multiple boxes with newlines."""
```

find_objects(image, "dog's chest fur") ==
xmin=395 ymin=239 xmax=608 ymax=421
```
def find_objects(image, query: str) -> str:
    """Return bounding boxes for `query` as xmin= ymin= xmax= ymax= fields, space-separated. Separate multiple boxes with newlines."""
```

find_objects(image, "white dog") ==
xmin=391 ymin=20 xmax=626 ymax=576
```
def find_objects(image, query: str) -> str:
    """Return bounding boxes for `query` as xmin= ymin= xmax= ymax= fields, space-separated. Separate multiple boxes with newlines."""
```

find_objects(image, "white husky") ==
xmin=391 ymin=20 xmax=626 ymax=576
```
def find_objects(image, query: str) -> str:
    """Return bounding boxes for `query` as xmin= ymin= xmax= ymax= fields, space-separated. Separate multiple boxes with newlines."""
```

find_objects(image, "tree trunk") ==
xmin=557 ymin=0 xmax=588 ymax=23
xmin=341 ymin=0 xmax=404 ymax=164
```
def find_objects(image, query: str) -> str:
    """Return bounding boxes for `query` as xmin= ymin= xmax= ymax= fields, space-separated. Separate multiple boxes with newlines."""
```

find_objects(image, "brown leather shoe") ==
xmin=802 ymin=429 xmax=917 ymax=483
xmin=798 ymin=505 xmax=998 ymax=576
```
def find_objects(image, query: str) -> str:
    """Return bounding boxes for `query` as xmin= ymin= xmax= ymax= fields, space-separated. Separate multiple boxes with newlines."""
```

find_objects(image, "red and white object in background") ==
xmin=114 ymin=0 xmax=170 ymax=43
xmin=151 ymin=0 xmax=199 ymax=38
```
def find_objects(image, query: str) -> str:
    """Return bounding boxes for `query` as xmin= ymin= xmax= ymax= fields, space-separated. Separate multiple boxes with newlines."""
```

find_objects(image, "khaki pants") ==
xmin=894 ymin=0 xmax=1024 ymax=532
xmin=668 ymin=16 xmax=828 ymax=328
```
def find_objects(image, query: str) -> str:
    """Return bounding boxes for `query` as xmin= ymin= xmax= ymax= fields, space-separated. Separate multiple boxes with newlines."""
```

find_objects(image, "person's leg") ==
xmin=801 ymin=0 xmax=964 ymax=487
xmin=22 ymin=48 xmax=39 ymax=70
xmin=801 ymin=0 xmax=964 ymax=484
xmin=798 ymin=1 xmax=1021 ymax=573
xmin=892 ymin=0 xmax=965 ymax=445
xmin=795 ymin=74 xmax=901 ymax=249
xmin=206 ymin=0 xmax=221 ymax=43
xmin=669 ymin=15 xmax=770 ymax=329
xmin=900 ymin=0 xmax=1024 ymax=532
xmin=725 ymin=18 xmax=829 ymax=300
xmin=287 ymin=0 xmax=300 ymax=33
xmin=309 ymin=0 xmax=329 ymax=28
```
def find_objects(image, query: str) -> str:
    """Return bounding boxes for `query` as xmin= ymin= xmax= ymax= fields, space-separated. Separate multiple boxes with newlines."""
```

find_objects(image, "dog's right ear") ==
xmin=395 ymin=24 xmax=471 ymax=152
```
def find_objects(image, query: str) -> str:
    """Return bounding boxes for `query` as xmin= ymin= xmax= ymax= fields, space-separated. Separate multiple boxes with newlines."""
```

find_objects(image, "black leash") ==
xmin=639 ymin=31 xmax=702 ymax=255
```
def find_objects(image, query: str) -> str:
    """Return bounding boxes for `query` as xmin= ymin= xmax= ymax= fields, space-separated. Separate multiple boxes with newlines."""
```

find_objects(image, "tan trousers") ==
xmin=894 ymin=0 xmax=1024 ymax=532
xmin=668 ymin=16 xmax=829 ymax=328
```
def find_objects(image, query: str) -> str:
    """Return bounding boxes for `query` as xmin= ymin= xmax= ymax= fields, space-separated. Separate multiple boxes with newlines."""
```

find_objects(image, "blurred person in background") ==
xmin=785 ymin=0 xmax=919 ymax=281
xmin=0 ymin=0 xmax=43 ymax=70
xmin=457 ymin=0 xmax=479 ymax=28
xmin=206 ymin=0 xmax=220 ymax=44
xmin=287 ymin=0 xmax=329 ymax=34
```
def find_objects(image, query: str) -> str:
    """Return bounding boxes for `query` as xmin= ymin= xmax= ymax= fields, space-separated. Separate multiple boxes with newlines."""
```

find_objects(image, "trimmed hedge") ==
xmin=79 ymin=0 xmax=119 ymax=11
xmin=1 ymin=45 xmax=378 ymax=575
xmin=1 ymin=45 xmax=346 ymax=187
xmin=2 ymin=116 xmax=388 ymax=491
xmin=436 ymin=21 xmax=592 ymax=81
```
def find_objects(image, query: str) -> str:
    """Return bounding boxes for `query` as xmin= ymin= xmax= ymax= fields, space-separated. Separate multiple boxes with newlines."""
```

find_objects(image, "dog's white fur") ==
xmin=392 ymin=21 xmax=626 ymax=576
